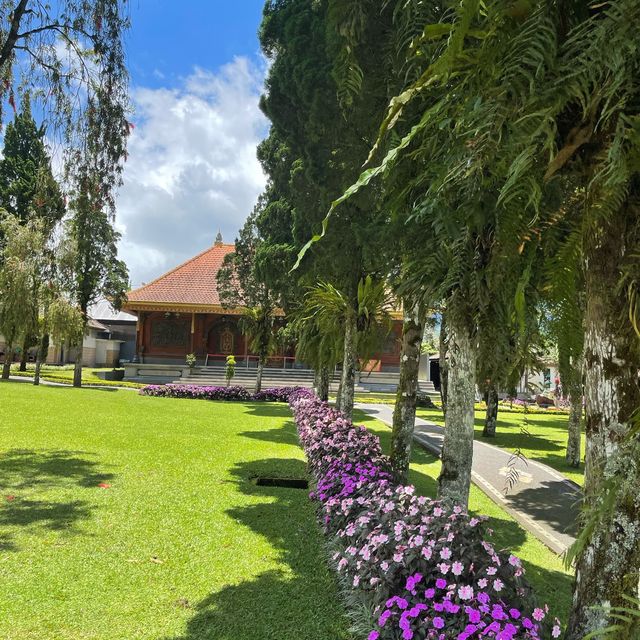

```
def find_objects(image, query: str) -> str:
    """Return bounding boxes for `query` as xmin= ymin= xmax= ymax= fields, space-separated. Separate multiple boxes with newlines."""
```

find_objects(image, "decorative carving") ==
xmin=220 ymin=328 xmax=234 ymax=354
xmin=151 ymin=316 xmax=189 ymax=347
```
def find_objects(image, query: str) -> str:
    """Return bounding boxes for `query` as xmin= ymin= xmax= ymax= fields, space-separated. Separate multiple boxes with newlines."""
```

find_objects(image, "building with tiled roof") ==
xmin=123 ymin=236 xmax=292 ymax=366
xmin=123 ymin=234 xmax=403 ymax=371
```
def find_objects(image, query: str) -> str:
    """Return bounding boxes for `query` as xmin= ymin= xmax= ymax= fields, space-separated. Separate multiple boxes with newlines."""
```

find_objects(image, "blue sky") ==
xmin=125 ymin=1 xmax=266 ymax=89
xmin=115 ymin=1 xmax=270 ymax=286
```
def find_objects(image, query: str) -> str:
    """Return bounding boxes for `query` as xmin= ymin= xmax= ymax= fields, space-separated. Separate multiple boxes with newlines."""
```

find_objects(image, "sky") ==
xmin=119 ymin=0 xmax=269 ymax=287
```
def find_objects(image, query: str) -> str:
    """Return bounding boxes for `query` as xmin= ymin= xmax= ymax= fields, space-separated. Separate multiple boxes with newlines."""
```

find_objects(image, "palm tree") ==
xmin=302 ymin=277 xmax=393 ymax=418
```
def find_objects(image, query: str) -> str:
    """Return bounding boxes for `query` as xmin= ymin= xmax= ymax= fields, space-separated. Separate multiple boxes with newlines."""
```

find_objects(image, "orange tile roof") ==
xmin=126 ymin=243 xmax=235 ymax=307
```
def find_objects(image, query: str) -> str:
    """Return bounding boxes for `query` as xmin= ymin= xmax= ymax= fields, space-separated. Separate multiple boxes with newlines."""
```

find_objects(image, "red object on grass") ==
xmin=5 ymin=495 xmax=15 ymax=501
xmin=98 ymin=483 xmax=111 ymax=489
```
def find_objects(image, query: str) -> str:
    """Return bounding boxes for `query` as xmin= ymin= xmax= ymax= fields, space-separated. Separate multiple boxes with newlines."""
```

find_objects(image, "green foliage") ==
xmin=0 ymin=214 xmax=46 ymax=353
xmin=185 ymin=353 xmax=196 ymax=369
xmin=0 ymin=96 xmax=64 ymax=240
xmin=47 ymin=297 xmax=84 ymax=349
xmin=224 ymin=354 xmax=236 ymax=386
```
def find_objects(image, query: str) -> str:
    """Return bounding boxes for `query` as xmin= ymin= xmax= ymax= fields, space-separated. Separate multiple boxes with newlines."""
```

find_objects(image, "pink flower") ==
xmin=552 ymin=624 xmax=561 ymax=638
xmin=433 ymin=616 xmax=445 ymax=629
xmin=533 ymin=607 xmax=545 ymax=621
xmin=458 ymin=585 xmax=474 ymax=600
xmin=493 ymin=579 xmax=504 ymax=592
xmin=478 ymin=578 xmax=488 ymax=588
xmin=452 ymin=561 xmax=464 ymax=576
xmin=486 ymin=566 xmax=498 ymax=576
xmin=438 ymin=563 xmax=450 ymax=574
xmin=440 ymin=547 xmax=452 ymax=560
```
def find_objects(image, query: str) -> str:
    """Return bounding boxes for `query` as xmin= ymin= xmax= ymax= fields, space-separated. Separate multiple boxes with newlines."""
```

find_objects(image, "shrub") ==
xmin=289 ymin=393 xmax=562 ymax=640
xmin=139 ymin=384 xmax=311 ymax=404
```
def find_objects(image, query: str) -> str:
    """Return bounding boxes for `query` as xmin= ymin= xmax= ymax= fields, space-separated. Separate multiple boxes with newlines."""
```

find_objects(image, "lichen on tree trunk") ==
xmin=338 ymin=312 xmax=357 ymax=418
xmin=437 ymin=314 xmax=476 ymax=508
xmin=482 ymin=385 xmax=499 ymax=438
xmin=567 ymin=216 xmax=640 ymax=639
xmin=390 ymin=306 xmax=423 ymax=484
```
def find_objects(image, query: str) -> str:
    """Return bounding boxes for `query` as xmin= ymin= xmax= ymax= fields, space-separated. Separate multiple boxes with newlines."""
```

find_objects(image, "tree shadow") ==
xmin=0 ymin=449 xmax=115 ymax=550
xmin=506 ymin=481 xmax=581 ymax=537
xmin=238 ymin=422 xmax=300 ymax=447
xmin=241 ymin=403 xmax=292 ymax=418
xmin=162 ymin=457 xmax=353 ymax=640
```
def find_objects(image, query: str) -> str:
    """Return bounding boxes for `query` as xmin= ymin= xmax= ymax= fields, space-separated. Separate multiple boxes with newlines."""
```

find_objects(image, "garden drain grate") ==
xmin=252 ymin=477 xmax=309 ymax=489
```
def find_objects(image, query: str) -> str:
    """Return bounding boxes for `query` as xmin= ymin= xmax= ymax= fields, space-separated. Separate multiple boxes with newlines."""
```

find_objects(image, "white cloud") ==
xmin=116 ymin=57 xmax=268 ymax=287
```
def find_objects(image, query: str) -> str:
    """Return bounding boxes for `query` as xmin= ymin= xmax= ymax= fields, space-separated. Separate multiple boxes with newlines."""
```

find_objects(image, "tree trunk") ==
xmin=33 ymin=333 xmax=50 ymax=386
xmin=565 ymin=354 xmax=583 ymax=469
xmin=255 ymin=358 xmax=264 ymax=394
xmin=438 ymin=314 xmax=448 ymax=416
xmin=567 ymin=216 xmax=640 ymax=639
xmin=1 ymin=341 xmax=13 ymax=380
xmin=73 ymin=346 xmax=83 ymax=388
xmin=482 ymin=385 xmax=499 ymax=437
xmin=338 ymin=313 xmax=357 ymax=418
xmin=19 ymin=336 xmax=29 ymax=372
xmin=317 ymin=366 xmax=330 ymax=402
xmin=437 ymin=314 xmax=476 ymax=508
xmin=335 ymin=370 xmax=342 ymax=407
xmin=390 ymin=307 xmax=423 ymax=484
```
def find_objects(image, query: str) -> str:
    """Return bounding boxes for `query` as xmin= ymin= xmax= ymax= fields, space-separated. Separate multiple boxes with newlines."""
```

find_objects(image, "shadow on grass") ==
xmin=241 ymin=403 xmax=292 ymax=418
xmin=0 ymin=449 xmax=114 ymax=549
xmin=163 ymin=457 xmax=353 ymax=640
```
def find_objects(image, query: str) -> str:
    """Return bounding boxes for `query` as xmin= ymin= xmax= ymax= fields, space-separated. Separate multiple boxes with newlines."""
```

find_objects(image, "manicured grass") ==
xmin=353 ymin=409 xmax=574 ymax=623
xmin=0 ymin=382 xmax=351 ymax=640
xmin=9 ymin=364 xmax=145 ymax=388
xmin=416 ymin=406 xmax=585 ymax=486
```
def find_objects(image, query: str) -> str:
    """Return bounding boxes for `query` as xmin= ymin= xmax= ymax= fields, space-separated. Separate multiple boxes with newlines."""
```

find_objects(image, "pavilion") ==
xmin=123 ymin=234 xmax=403 ymax=373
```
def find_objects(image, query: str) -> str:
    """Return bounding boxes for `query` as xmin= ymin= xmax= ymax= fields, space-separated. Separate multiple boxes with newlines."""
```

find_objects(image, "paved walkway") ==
xmin=356 ymin=403 xmax=581 ymax=555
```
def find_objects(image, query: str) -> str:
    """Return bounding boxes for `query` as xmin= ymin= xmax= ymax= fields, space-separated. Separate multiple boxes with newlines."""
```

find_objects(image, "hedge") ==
xmin=289 ymin=392 xmax=561 ymax=640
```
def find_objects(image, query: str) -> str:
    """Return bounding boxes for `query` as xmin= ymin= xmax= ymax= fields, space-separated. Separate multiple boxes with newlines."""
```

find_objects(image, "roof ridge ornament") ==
xmin=214 ymin=229 xmax=223 ymax=246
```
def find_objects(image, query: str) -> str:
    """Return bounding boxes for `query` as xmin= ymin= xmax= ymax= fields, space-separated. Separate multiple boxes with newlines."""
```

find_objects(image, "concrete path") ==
xmin=356 ymin=403 xmax=581 ymax=555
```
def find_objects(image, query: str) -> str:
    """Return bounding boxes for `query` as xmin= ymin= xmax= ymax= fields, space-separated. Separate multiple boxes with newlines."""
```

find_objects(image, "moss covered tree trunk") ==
xmin=567 ymin=216 xmax=640 ymax=639
xmin=482 ymin=385 xmax=499 ymax=437
xmin=338 ymin=312 xmax=357 ymax=418
xmin=437 ymin=314 xmax=476 ymax=508
xmin=390 ymin=306 xmax=423 ymax=484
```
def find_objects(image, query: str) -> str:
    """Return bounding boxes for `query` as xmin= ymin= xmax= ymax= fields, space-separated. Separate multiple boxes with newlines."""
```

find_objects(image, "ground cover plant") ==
xmin=415 ymin=407 xmax=584 ymax=486
xmin=0 ymin=382 xmax=351 ymax=640
xmin=139 ymin=384 xmax=306 ymax=403
xmin=291 ymin=393 xmax=567 ymax=639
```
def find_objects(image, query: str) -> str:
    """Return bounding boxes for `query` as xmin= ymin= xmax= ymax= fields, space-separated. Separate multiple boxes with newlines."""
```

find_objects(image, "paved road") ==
xmin=355 ymin=403 xmax=581 ymax=555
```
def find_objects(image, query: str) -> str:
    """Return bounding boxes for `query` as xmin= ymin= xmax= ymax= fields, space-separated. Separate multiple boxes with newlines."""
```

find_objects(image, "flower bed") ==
xmin=289 ymin=393 xmax=562 ymax=639
xmin=139 ymin=384 xmax=311 ymax=403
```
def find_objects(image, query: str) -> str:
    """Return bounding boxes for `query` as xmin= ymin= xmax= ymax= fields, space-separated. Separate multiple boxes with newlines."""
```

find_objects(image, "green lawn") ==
xmin=354 ymin=409 xmax=574 ymax=623
xmin=416 ymin=406 xmax=585 ymax=486
xmin=0 ymin=382 xmax=351 ymax=640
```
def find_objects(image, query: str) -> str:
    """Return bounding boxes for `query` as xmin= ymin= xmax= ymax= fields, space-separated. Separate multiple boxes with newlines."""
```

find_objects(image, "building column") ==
xmin=190 ymin=312 xmax=195 ymax=353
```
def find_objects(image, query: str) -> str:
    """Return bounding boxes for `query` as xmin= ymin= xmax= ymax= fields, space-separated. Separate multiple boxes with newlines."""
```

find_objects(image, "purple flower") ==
xmin=436 ymin=578 xmax=447 ymax=590
xmin=368 ymin=632 xmax=379 ymax=640
xmin=433 ymin=617 xmax=445 ymax=629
